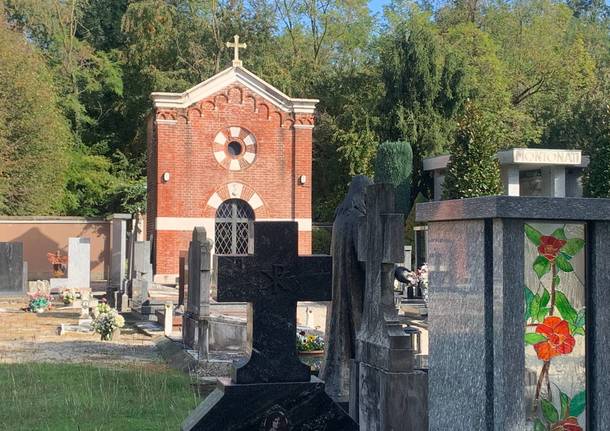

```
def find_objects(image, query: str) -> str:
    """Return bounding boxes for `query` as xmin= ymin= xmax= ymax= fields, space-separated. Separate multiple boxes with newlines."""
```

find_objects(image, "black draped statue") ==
xmin=321 ymin=175 xmax=372 ymax=402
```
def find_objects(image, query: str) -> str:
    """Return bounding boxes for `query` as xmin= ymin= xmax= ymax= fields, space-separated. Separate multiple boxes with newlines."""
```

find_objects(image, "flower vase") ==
xmin=101 ymin=329 xmax=120 ymax=341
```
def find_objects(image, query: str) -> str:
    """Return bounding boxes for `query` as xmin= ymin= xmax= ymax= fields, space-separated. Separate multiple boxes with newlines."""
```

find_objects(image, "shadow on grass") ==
xmin=0 ymin=362 xmax=201 ymax=431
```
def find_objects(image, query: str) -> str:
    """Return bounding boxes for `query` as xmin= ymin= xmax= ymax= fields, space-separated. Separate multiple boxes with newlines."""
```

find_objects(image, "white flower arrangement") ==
xmin=62 ymin=289 xmax=76 ymax=305
xmin=92 ymin=306 xmax=125 ymax=341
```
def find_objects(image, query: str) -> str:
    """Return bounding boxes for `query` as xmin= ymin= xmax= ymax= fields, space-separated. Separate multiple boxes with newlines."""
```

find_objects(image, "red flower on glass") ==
xmin=538 ymin=236 xmax=567 ymax=262
xmin=551 ymin=417 xmax=582 ymax=431
xmin=534 ymin=316 xmax=576 ymax=361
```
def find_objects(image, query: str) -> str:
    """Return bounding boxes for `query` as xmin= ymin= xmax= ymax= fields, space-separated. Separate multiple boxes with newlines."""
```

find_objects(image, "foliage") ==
xmin=374 ymin=141 xmax=413 ymax=214
xmin=2 ymin=0 xmax=610 ymax=219
xmin=0 ymin=23 xmax=71 ymax=215
xmin=312 ymin=227 xmax=332 ymax=255
xmin=443 ymin=103 xmax=503 ymax=199
xmin=0 ymin=363 xmax=200 ymax=430
xmin=580 ymin=99 xmax=610 ymax=197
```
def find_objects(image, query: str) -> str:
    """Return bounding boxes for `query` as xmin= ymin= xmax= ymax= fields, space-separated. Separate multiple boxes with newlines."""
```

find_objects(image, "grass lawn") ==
xmin=0 ymin=363 xmax=201 ymax=431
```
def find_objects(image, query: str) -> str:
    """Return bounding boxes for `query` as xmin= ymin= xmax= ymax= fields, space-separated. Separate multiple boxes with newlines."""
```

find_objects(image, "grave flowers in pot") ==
xmin=92 ymin=302 xmax=125 ymax=341
xmin=297 ymin=330 xmax=325 ymax=375
xmin=62 ymin=289 xmax=76 ymax=305
xmin=28 ymin=291 xmax=52 ymax=313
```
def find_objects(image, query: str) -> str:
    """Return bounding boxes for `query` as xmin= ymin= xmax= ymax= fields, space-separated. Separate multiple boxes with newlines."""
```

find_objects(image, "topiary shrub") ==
xmin=443 ymin=103 xmax=502 ymax=200
xmin=374 ymin=140 xmax=413 ymax=214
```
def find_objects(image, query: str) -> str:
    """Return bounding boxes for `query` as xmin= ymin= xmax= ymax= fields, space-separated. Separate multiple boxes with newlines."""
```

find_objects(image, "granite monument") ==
xmin=181 ymin=221 xmax=358 ymax=431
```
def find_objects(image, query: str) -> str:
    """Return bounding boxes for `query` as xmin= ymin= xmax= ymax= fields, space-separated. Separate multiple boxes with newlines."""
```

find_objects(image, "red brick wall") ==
xmin=147 ymin=83 xmax=314 ymax=276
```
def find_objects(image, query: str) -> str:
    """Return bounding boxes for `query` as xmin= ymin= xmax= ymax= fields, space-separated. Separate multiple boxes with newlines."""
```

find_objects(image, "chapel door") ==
xmin=214 ymin=199 xmax=254 ymax=255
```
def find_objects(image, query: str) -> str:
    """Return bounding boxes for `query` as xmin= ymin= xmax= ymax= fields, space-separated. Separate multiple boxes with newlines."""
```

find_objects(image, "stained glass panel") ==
xmin=524 ymin=223 xmax=586 ymax=430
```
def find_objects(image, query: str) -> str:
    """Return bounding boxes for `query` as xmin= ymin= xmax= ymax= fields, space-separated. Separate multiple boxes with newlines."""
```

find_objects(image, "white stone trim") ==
xmin=229 ymin=159 xmax=241 ymax=171
xmin=243 ymin=152 xmax=255 ymax=164
xmin=244 ymin=134 xmax=255 ymax=146
xmin=293 ymin=124 xmax=314 ymax=129
xmin=227 ymin=182 xmax=244 ymax=198
xmin=156 ymin=119 xmax=177 ymax=125
xmin=229 ymin=126 xmax=241 ymax=138
xmin=156 ymin=217 xmax=215 ymax=232
xmin=248 ymin=193 xmax=263 ymax=210
xmin=214 ymin=132 xmax=227 ymax=145
xmin=207 ymin=193 xmax=223 ymax=209
xmin=151 ymin=66 xmax=318 ymax=114
xmin=155 ymin=216 xmax=312 ymax=232
xmin=214 ymin=151 xmax=226 ymax=162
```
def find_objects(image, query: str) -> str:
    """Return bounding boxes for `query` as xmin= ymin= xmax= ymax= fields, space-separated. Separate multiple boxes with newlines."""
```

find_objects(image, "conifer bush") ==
xmin=374 ymin=140 xmax=413 ymax=213
xmin=443 ymin=104 xmax=503 ymax=200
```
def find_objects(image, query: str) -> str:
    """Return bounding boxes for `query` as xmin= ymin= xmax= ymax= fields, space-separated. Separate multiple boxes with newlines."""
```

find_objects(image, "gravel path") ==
xmin=0 ymin=301 xmax=163 ymax=369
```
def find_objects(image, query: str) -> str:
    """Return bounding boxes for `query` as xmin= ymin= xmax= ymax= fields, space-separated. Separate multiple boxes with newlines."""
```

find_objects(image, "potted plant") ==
xmin=92 ymin=304 xmax=125 ymax=341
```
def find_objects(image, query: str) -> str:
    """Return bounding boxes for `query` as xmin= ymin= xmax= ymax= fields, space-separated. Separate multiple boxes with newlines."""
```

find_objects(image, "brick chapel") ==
xmin=146 ymin=36 xmax=318 ymax=280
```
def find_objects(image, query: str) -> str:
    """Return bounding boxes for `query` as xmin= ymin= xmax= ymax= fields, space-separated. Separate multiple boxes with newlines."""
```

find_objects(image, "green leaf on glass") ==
xmin=533 ymin=255 xmax=551 ymax=278
xmin=570 ymin=390 xmax=586 ymax=418
xmin=525 ymin=224 xmax=543 ymax=246
xmin=541 ymin=398 xmax=559 ymax=423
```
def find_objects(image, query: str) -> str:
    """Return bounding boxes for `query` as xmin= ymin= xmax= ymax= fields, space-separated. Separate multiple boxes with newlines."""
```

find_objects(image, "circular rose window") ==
xmin=213 ymin=126 xmax=257 ymax=171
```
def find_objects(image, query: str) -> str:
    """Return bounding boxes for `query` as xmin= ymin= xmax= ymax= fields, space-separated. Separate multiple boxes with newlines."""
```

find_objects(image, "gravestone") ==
xmin=182 ymin=222 xmax=358 ymax=431
xmin=183 ymin=227 xmax=213 ymax=359
xmin=417 ymin=196 xmax=610 ymax=430
xmin=351 ymin=183 xmax=428 ymax=430
xmin=50 ymin=238 xmax=91 ymax=292
xmin=67 ymin=237 xmax=90 ymax=289
xmin=133 ymin=240 xmax=153 ymax=284
xmin=0 ymin=242 xmax=24 ymax=296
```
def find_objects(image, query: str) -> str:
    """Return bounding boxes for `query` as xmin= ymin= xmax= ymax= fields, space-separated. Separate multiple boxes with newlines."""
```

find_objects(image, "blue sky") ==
xmin=369 ymin=0 xmax=391 ymax=14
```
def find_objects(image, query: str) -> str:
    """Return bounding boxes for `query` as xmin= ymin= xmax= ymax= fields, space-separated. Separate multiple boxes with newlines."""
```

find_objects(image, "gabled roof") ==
xmin=150 ymin=65 xmax=319 ymax=114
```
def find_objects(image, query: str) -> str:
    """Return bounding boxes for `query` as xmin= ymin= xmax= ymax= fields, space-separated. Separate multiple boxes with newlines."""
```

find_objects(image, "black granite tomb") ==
xmin=0 ymin=242 xmax=24 ymax=296
xmin=181 ymin=222 xmax=358 ymax=431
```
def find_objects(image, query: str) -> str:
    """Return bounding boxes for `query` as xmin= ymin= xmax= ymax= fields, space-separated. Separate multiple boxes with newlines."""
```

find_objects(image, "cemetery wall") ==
xmin=0 ymin=217 xmax=110 ymax=280
xmin=148 ymin=82 xmax=313 ymax=276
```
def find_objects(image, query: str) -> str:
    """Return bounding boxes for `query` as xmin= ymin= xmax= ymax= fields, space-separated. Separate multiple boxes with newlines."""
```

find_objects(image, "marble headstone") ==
xmin=181 ymin=222 xmax=358 ymax=431
xmin=0 ymin=242 xmax=24 ymax=296
xmin=67 ymin=237 xmax=90 ymax=289
xmin=351 ymin=183 xmax=428 ymax=430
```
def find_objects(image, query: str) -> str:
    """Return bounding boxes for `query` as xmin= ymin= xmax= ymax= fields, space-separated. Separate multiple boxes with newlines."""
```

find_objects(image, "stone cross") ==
xmin=226 ymin=34 xmax=247 ymax=67
xmin=215 ymin=221 xmax=332 ymax=384
xmin=185 ymin=227 xmax=213 ymax=359
xmin=356 ymin=183 xmax=405 ymax=358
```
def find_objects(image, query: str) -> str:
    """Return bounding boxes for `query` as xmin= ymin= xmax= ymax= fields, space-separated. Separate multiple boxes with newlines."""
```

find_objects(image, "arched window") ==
xmin=215 ymin=199 xmax=254 ymax=255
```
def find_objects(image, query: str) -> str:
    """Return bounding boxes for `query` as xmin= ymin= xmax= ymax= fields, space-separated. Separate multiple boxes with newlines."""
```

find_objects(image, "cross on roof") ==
xmin=214 ymin=222 xmax=332 ymax=384
xmin=226 ymin=34 xmax=247 ymax=67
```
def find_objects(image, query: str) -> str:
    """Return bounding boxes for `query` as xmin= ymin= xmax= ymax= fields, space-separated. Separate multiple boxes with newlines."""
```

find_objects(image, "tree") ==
xmin=443 ymin=103 xmax=503 ymax=200
xmin=0 ymin=23 xmax=71 ymax=215
xmin=378 ymin=6 xmax=469 ymax=200
xmin=579 ymin=99 xmax=610 ymax=198
xmin=374 ymin=141 xmax=413 ymax=213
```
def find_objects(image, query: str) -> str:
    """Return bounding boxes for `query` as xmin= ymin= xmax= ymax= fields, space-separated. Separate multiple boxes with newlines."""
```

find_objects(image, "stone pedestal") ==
xmin=417 ymin=196 xmax=610 ymax=430
xmin=182 ymin=377 xmax=357 ymax=431
xmin=350 ymin=184 xmax=428 ymax=430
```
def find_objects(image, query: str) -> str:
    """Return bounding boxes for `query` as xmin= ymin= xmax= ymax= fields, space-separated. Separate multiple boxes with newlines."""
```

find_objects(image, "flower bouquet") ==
xmin=296 ymin=330 xmax=325 ymax=353
xmin=61 ymin=289 xmax=76 ymax=305
xmin=28 ymin=291 xmax=52 ymax=313
xmin=92 ymin=305 xmax=125 ymax=341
